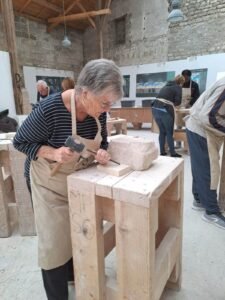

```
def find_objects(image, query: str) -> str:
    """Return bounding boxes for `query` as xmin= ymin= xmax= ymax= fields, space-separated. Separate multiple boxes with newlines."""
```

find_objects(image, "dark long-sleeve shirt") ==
xmin=13 ymin=92 xmax=108 ymax=181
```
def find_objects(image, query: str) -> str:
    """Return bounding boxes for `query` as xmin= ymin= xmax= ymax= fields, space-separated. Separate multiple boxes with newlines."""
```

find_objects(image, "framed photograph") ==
xmin=136 ymin=71 xmax=175 ymax=97
xmin=123 ymin=75 xmax=130 ymax=97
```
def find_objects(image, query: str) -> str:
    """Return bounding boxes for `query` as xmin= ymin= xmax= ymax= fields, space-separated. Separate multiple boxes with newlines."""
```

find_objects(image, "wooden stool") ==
xmin=107 ymin=118 xmax=127 ymax=136
xmin=68 ymin=156 xmax=184 ymax=300
xmin=174 ymin=129 xmax=189 ymax=152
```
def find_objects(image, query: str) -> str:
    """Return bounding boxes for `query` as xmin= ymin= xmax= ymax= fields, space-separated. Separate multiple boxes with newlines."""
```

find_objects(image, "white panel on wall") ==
xmin=120 ymin=52 xmax=225 ymax=107
xmin=23 ymin=66 xmax=74 ymax=103
xmin=0 ymin=51 xmax=16 ymax=117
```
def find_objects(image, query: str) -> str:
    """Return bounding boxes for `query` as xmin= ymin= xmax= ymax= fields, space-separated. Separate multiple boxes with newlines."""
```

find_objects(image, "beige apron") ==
xmin=30 ymin=91 xmax=102 ymax=270
xmin=176 ymin=82 xmax=192 ymax=127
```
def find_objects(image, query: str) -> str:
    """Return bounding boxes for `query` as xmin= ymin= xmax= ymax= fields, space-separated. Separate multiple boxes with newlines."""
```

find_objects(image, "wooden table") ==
xmin=107 ymin=118 xmax=127 ymax=136
xmin=0 ymin=135 xmax=36 ymax=237
xmin=110 ymin=107 xmax=152 ymax=129
xmin=68 ymin=156 xmax=184 ymax=300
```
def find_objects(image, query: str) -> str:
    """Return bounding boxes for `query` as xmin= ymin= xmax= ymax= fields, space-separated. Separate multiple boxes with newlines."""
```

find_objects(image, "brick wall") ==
xmin=0 ymin=14 xmax=84 ymax=76
xmin=168 ymin=0 xmax=225 ymax=60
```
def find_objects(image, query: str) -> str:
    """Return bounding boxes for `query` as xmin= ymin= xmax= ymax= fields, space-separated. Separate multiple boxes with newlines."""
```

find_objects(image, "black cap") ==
xmin=182 ymin=69 xmax=192 ymax=76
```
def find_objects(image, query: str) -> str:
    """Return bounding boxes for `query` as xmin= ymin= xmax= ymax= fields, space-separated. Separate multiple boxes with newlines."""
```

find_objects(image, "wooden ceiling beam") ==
xmin=14 ymin=11 xmax=47 ymax=24
xmin=48 ymin=8 xmax=111 ymax=24
xmin=75 ymin=2 xmax=96 ymax=29
xmin=32 ymin=0 xmax=62 ymax=13
xmin=100 ymin=0 xmax=111 ymax=29
xmin=19 ymin=0 xmax=32 ymax=13
xmin=47 ymin=0 xmax=80 ymax=33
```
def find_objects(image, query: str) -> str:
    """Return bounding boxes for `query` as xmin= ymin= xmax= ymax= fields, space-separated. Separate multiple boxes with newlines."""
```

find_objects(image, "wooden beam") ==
xmin=1 ymin=0 xmax=23 ymax=114
xmin=97 ymin=0 xmax=103 ymax=58
xmin=32 ymin=0 xmax=62 ymax=13
xmin=48 ymin=8 xmax=111 ymax=24
xmin=100 ymin=0 xmax=112 ymax=29
xmin=76 ymin=2 xmax=96 ymax=29
xmin=14 ymin=11 xmax=47 ymax=24
xmin=19 ymin=0 xmax=32 ymax=13
xmin=47 ymin=0 xmax=80 ymax=33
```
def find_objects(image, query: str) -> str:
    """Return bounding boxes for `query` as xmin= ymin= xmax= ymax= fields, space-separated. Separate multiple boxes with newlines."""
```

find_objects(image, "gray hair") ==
xmin=76 ymin=59 xmax=123 ymax=99
xmin=37 ymin=80 xmax=48 ymax=88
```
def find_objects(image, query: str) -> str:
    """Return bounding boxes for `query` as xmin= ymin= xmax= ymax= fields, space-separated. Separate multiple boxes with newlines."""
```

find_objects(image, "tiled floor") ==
xmin=1 ymin=128 xmax=225 ymax=300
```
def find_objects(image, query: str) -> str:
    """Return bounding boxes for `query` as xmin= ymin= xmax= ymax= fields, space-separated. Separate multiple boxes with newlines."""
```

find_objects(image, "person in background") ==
xmin=61 ymin=77 xmax=75 ymax=91
xmin=13 ymin=59 xmax=123 ymax=300
xmin=185 ymin=76 xmax=225 ymax=229
xmin=152 ymin=75 xmax=185 ymax=157
xmin=36 ymin=80 xmax=54 ymax=102
xmin=181 ymin=69 xmax=200 ymax=108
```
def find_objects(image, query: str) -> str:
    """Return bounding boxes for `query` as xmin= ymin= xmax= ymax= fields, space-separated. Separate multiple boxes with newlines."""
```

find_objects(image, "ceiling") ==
xmin=0 ymin=0 xmax=111 ymax=31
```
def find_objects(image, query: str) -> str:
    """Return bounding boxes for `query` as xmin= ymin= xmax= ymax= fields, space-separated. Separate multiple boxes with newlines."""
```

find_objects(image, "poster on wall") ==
xmin=190 ymin=69 xmax=207 ymax=94
xmin=136 ymin=71 xmax=175 ymax=97
xmin=123 ymin=75 xmax=130 ymax=97
xmin=36 ymin=76 xmax=64 ymax=93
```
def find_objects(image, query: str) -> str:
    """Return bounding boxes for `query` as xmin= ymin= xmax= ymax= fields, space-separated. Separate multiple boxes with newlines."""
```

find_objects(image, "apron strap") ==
xmin=70 ymin=90 xmax=77 ymax=135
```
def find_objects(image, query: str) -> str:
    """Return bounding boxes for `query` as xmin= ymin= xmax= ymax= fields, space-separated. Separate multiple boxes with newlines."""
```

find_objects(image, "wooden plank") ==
xmin=115 ymin=200 xmax=155 ymax=299
xmin=154 ymin=228 xmax=180 ymax=300
xmin=1 ymin=0 xmax=23 ymax=114
xmin=76 ymin=2 xmax=96 ymax=29
xmin=0 ymin=167 xmax=11 ymax=237
xmin=8 ymin=145 xmax=36 ymax=236
xmin=68 ymin=184 xmax=106 ymax=300
xmin=19 ymin=0 xmax=32 ymax=13
xmin=48 ymin=8 xmax=111 ymax=24
xmin=32 ymin=0 xmax=61 ymax=13
xmin=113 ymin=156 xmax=184 ymax=207
xmin=47 ymin=0 xmax=80 ymax=32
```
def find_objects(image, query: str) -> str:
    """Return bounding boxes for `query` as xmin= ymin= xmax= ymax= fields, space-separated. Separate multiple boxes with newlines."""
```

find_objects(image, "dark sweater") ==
xmin=152 ymin=81 xmax=182 ymax=116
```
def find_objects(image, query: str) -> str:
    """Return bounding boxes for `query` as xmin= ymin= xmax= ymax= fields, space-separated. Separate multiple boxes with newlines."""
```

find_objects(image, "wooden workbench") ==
xmin=68 ymin=156 xmax=184 ymax=300
xmin=0 ymin=136 xmax=36 ymax=237
xmin=110 ymin=107 xmax=152 ymax=129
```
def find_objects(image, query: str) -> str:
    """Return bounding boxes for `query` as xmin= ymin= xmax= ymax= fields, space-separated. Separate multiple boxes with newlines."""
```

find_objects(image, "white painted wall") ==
xmin=23 ymin=66 xmax=74 ymax=104
xmin=0 ymin=51 xmax=16 ymax=117
xmin=120 ymin=53 xmax=225 ymax=106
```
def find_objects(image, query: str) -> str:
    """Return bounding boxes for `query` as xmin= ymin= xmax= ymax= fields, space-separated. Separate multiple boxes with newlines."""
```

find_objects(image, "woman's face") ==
xmin=81 ymin=89 xmax=118 ymax=117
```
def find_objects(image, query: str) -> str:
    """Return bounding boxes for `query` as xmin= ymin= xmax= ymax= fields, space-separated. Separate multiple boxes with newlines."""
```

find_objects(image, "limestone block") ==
xmin=108 ymin=135 xmax=158 ymax=171
xmin=97 ymin=162 xmax=131 ymax=176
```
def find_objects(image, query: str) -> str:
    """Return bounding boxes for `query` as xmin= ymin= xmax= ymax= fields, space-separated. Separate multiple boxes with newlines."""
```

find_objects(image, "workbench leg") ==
xmin=69 ymin=190 xmax=106 ymax=300
xmin=0 ymin=169 xmax=11 ymax=237
xmin=115 ymin=200 xmax=157 ymax=300
xmin=157 ymin=173 xmax=184 ymax=291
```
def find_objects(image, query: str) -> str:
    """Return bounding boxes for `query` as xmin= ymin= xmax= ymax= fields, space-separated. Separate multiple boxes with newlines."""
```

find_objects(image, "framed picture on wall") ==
xmin=190 ymin=68 xmax=207 ymax=95
xmin=36 ymin=76 xmax=64 ymax=93
xmin=136 ymin=71 xmax=175 ymax=97
xmin=123 ymin=75 xmax=130 ymax=97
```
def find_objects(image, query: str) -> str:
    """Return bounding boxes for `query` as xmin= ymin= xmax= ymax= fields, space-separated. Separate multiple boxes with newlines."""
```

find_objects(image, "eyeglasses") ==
xmin=99 ymin=100 xmax=118 ymax=110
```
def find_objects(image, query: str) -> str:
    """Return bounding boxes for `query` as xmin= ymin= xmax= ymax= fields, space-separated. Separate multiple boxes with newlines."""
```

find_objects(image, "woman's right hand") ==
xmin=53 ymin=146 xmax=80 ymax=163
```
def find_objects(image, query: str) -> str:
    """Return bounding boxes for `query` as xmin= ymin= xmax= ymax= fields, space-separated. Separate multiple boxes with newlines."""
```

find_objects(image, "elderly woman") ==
xmin=13 ymin=59 xmax=123 ymax=300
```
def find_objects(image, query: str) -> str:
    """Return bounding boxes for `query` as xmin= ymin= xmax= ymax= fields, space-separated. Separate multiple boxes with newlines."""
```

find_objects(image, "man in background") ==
xmin=181 ymin=69 xmax=200 ymax=108
xmin=36 ymin=80 xmax=54 ymax=102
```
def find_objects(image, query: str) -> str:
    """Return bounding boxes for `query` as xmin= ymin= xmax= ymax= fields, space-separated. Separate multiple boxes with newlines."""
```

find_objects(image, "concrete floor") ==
xmin=1 ymin=128 xmax=225 ymax=300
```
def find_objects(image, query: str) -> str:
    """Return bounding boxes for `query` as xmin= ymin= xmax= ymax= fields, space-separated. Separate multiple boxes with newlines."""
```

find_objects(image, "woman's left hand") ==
xmin=95 ymin=149 xmax=111 ymax=165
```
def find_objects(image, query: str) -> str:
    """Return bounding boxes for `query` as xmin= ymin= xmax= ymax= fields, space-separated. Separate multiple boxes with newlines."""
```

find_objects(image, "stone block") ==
xmin=108 ymin=134 xmax=158 ymax=171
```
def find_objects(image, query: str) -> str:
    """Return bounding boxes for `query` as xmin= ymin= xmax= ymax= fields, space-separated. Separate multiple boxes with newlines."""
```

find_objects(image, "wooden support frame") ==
xmin=48 ymin=8 xmax=111 ymax=24
xmin=32 ymin=0 xmax=62 ymax=13
xmin=68 ymin=157 xmax=184 ymax=300
xmin=19 ymin=0 xmax=32 ymax=13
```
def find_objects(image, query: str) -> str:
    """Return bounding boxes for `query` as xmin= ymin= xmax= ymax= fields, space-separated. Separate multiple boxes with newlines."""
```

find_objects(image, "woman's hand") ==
xmin=53 ymin=146 xmax=80 ymax=163
xmin=95 ymin=149 xmax=111 ymax=165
